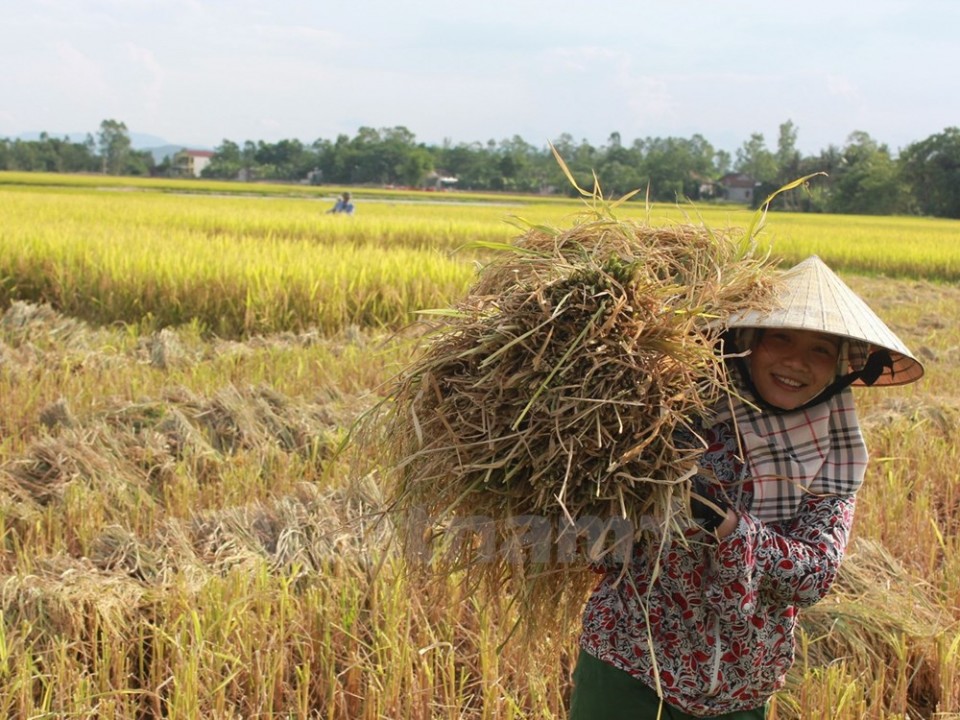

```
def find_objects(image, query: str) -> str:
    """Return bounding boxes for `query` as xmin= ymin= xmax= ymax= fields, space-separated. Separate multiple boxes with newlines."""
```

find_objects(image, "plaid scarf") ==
xmin=712 ymin=387 xmax=868 ymax=524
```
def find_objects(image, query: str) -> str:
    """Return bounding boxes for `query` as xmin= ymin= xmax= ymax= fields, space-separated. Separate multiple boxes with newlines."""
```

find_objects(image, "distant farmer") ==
xmin=327 ymin=191 xmax=355 ymax=215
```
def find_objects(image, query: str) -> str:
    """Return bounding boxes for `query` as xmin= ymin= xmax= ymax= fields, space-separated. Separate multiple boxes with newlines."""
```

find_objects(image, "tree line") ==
xmin=3 ymin=119 xmax=960 ymax=218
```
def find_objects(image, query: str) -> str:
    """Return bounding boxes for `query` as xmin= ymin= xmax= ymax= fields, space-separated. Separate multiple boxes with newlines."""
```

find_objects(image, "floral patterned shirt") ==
xmin=579 ymin=394 xmax=864 ymax=716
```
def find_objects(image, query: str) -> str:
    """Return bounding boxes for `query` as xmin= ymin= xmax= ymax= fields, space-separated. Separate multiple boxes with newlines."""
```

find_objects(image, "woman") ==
xmin=570 ymin=256 xmax=924 ymax=719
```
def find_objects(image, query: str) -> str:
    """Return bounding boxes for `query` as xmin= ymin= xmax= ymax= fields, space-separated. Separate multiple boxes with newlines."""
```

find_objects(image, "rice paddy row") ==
xmin=2 ymin=175 xmax=960 ymax=717
xmin=2 ymin=181 xmax=960 ymax=341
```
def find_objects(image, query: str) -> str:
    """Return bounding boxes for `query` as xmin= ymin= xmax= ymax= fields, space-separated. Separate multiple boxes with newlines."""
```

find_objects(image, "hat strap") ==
xmin=857 ymin=349 xmax=894 ymax=386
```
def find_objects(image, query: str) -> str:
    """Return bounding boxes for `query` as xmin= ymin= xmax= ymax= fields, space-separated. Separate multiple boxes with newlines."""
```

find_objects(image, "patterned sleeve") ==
xmin=712 ymin=492 xmax=857 ymax=608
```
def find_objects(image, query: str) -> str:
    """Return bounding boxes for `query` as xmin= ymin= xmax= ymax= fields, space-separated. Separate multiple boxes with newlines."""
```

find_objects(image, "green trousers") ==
xmin=569 ymin=649 xmax=766 ymax=720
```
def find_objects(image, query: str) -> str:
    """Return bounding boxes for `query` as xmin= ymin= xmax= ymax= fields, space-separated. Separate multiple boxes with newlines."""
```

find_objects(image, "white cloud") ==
xmin=259 ymin=118 xmax=283 ymax=133
xmin=125 ymin=43 xmax=166 ymax=114
xmin=251 ymin=23 xmax=350 ymax=48
xmin=54 ymin=41 xmax=110 ymax=99
xmin=622 ymin=75 xmax=678 ymax=124
xmin=546 ymin=46 xmax=620 ymax=74
xmin=826 ymin=74 xmax=859 ymax=101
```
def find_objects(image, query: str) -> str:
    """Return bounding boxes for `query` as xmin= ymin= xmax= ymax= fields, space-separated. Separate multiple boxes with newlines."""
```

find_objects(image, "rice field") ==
xmin=2 ymin=172 xmax=960 ymax=718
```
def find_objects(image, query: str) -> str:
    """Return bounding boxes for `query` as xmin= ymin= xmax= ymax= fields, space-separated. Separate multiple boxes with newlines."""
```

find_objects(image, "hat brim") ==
xmin=726 ymin=256 xmax=924 ymax=387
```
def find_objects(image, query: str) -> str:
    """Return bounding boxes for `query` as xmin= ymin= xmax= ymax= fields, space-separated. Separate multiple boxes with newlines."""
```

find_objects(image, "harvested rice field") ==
xmin=2 ymin=173 xmax=960 ymax=718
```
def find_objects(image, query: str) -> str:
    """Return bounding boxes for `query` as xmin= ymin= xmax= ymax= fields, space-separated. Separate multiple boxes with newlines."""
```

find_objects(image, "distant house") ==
xmin=173 ymin=149 xmax=215 ymax=178
xmin=690 ymin=172 xmax=716 ymax=199
xmin=718 ymin=173 xmax=757 ymax=204
xmin=424 ymin=170 xmax=459 ymax=191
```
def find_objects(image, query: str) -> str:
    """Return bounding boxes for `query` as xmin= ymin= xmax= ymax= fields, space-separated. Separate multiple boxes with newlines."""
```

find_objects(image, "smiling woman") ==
xmin=572 ymin=254 xmax=925 ymax=719
xmin=747 ymin=329 xmax=841 ymax=410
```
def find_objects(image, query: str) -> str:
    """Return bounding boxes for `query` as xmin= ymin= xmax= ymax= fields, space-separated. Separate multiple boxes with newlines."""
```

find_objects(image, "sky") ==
xmin=2 ymin=0 xmax=959 ymax=157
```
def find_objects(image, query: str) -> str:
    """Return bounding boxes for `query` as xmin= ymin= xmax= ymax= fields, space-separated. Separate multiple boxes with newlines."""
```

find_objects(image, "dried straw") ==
xmin=793 ymin=537 xmax=947 ymax=715
xmin=377 ymin=210 xmax=776 ymax=606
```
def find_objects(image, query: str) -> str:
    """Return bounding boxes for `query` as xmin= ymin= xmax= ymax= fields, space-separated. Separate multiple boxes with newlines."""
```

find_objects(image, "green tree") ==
xmin=382 ymin=126 xmax=432 ymax=186
xmin=253 ymin=138 xmax=311 ymax=180
xmin=827 ymin=131 xmax=908 ymax=215
xmin=899 ymin=127 xmax=960 ymax=218
xmin=317 ymin=134 xmax=354 ymax=184
xmin=603 ymin=131 xmax=632 ymax=166
xmin=203 ymin=139 xmax=243 ymax=179
xmin=9 ymin=139 xmax=39 ymax=170
xmin=714 ymin=149 xmax=732 ymax=177
xmin=432 ymin=140 xmax=498 ymax=190
xmin=637 ymin=135 xmax=718 ymax=202
xmin=496 ymin=135 xmax=539 ymax=192
xmin=597 ymin=160 xmax=643 ymax=197
xmin=61 ymin=135 xmax=98 ymax=172
xmin=735 ymin=132 xmax=778 ymax=184
xmin=241 ymin=141 xmax=258 ymax=180
xmin=343 ymin=127 xmax=389 ymax=183
xmin=35 ymin=132 xmax=62 ymax=171
xmin=551 ymin=138 xmax=599 ymax=196
xmin=775 ymin=121 xmax=801 ymax=183
xmin=550 ymin=133 xmax=577 ymax=166
xmin=327 ymin=126 xmax=435 ymax=186
xmin=124 ymin=149 xmax=154 ymax=176
xmin=788 ymin=145 xmax=844 ymax=212
xmin=398 ymin=146 xmax=433 ymax=186
xmin=768 ymin=120 xmax=806 ymax=209
xmin=597 ymin=131 xmax=642 ymax=196
xmin=97 ymin=119 xmax=132 ymax=174
xmin=2 ymin=133 xmax=95 ymax=173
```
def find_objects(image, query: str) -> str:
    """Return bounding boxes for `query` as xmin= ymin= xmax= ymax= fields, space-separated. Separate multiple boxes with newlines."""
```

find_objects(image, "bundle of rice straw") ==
xmin=377 ymin=203 xmax=777 ymax=613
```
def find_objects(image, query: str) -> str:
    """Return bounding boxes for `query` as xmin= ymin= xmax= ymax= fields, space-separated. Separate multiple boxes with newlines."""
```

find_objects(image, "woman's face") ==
xmin=748 ymin=328 xmax=841 ymax=410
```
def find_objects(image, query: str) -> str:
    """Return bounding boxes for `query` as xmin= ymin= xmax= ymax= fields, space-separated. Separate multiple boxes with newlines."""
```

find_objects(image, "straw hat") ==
xmin=727 ymin=255 xmax=924 ymax=387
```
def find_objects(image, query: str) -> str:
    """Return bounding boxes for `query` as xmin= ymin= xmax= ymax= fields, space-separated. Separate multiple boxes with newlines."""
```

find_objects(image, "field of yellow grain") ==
xmin=1 ymin=173 xmax=960 ymax=718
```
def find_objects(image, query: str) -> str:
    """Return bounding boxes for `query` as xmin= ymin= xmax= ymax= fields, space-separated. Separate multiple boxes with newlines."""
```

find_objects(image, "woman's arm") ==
xmin=712 ymin=492 xmax=856 ymax=608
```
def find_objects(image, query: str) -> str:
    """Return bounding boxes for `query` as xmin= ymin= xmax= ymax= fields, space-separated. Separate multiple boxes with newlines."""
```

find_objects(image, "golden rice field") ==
xmin=2 ymin=172 xmax=960 ymax=718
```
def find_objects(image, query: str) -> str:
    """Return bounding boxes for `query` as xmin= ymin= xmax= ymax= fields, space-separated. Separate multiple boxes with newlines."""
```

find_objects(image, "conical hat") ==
xmin=727 ymin=256 xmax=923 ymax=387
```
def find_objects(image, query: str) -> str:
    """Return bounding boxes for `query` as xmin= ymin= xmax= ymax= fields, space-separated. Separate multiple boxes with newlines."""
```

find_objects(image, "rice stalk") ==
xmin=372 ymin=206 xmax=778 ymax=619
xmin=794 ymin=537 xmax=947 ymax=717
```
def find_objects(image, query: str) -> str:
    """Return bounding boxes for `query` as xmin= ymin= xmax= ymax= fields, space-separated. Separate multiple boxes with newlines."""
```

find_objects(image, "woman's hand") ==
xmin=713 ymin=508 xmax=739 ymax=539
xmin=690 ymin=471 xmax=735 ymax=538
